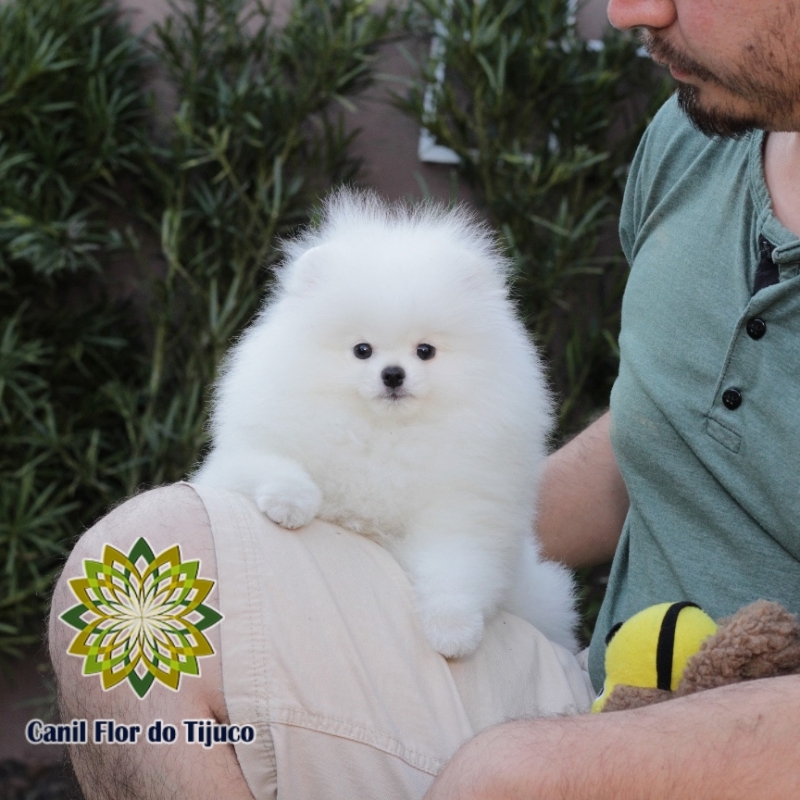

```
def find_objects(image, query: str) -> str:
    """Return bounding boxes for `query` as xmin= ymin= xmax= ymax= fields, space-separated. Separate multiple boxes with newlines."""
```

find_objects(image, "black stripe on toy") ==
xmin=605 ymin=621 xmax=624 ymax=646
xmin=656 ymin=602 xmax=700 ymax=691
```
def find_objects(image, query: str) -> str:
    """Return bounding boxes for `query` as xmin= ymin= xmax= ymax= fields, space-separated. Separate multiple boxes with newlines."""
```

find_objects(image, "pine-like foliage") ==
xmin=0 ymin=0 xmax=391 ymax=654
xmin=403 ymin=0 xmax=672 ymax=431
xmin=1 ymin=0 xmax=669 ymax=653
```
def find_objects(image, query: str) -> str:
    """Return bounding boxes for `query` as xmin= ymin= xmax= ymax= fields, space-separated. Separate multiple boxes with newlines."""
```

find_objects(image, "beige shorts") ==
xmin=190 ymin=482 xmax=594 ymax=799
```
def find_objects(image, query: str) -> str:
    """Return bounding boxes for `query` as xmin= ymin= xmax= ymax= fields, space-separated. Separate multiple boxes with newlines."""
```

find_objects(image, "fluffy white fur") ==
xmin=193 ymin=189 xmax=578 ymax=657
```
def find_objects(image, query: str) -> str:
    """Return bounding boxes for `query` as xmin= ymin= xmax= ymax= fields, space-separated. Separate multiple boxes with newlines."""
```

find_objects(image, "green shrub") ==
xmin=0 ymin=0 xmax=391 ymax=654
xmin=0 ymin=0 xmax=152 ymax=653
xmin=1 ymin=0 xmax=669 ymax=653
xmin=402 ymin=0 xmax=672 ymax=432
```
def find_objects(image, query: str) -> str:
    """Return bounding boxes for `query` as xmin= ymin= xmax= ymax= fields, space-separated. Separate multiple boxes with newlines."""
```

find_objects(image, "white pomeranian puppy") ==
xmin=193 ymin=189 xmax=578 ymax=657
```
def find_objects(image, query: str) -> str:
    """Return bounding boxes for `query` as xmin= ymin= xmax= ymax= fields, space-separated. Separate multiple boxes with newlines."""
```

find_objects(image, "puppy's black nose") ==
xmin=381 ymin=366 xmax=405 ymax=388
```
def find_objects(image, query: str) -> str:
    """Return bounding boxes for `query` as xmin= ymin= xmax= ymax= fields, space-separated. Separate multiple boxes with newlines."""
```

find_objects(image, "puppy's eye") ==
xmin=353 ymin=343 xmax=373 ymax=359
xmin=416 ymin=343 xmax=436 ymax=361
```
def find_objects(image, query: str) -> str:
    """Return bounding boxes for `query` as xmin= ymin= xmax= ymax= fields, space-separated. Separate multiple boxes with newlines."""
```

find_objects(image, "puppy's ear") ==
xmin=279 ymin=245 xmax=327 ymax=296
xmin=460 ymin=252 xmax=508 ymax=297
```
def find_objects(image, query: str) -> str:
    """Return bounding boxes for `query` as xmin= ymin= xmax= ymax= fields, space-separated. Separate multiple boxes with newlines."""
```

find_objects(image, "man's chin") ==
xmin=676 ymin=84 xmax=759 ymax=139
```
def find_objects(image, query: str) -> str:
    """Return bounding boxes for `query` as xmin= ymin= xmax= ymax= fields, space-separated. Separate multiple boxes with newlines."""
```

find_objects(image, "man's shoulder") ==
xmin=619 ymin=96 xmax=756 ymax=264
xmin=635 ymin=96 xmax=718 ymax=179
xmin=644 ymin=94 xmax=697 ymax=142
xmin=632 ymin=95 xmax=756 ymax=188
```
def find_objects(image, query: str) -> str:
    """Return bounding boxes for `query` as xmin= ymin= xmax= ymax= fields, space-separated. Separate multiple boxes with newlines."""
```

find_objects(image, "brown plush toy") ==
xmin=593 ymin=600 xmax=800 ymax=713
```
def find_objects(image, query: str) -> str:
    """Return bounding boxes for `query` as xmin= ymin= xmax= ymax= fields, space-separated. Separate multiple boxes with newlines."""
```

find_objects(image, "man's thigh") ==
xmin=48 ymin=484 xmax=255 ymax=800
xmin=50 ymin=482 xmax=593 ymax=800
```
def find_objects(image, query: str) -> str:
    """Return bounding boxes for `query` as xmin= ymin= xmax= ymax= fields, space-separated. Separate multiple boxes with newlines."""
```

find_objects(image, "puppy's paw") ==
xmin=418 ymin=603 xmax=484 ymax=659
xmin=255 ymin=476 xmax=322 ymax=529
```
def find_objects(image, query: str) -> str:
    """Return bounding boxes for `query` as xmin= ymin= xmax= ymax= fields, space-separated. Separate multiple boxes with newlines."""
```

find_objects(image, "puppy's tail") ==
xmin=504 ymin=537 xmax=580 ymax=653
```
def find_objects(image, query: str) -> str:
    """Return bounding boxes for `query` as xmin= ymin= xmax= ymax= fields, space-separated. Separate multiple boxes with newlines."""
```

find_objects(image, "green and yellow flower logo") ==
xmin=60 ymin=537 xmax=223 ymax=699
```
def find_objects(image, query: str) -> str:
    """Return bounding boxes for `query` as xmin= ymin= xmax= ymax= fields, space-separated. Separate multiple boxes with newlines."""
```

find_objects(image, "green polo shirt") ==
xmin=588 ymin=96 xmax=800 ymax=691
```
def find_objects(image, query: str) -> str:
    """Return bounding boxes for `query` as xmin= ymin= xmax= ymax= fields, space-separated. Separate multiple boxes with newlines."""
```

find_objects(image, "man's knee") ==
xmin=48 ymin=484 xmax=252 ymax=800
xmin=48 ymin=483 xmax=215 ymax=687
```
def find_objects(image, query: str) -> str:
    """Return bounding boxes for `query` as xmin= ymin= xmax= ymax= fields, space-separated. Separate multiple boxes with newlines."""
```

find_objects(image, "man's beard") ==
xmin=675 ymin=85 xmax=760 ymax=139
xmin=639 ymin=30 xmax=798 ymax=138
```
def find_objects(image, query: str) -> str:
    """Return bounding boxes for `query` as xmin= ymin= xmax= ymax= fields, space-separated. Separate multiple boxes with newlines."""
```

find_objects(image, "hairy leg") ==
xmin=48 ymin=485 xmax=256 ymax=800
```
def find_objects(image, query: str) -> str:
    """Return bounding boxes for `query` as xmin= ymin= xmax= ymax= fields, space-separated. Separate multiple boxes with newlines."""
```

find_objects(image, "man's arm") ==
xmin=537 ymin=411 xmax=629 ymax=568
xmin=426 ymin=675 xmax=800 ymax=799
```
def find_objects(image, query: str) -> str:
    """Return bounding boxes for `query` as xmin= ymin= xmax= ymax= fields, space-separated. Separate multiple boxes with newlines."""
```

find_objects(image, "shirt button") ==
xmin=746 ymin=317 xmax=767 ymax=339
xmin=722 ymin=388 xmax=742 ymax=410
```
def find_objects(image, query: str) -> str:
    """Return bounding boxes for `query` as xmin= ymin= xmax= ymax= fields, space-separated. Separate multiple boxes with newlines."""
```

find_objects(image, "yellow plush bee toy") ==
xmin=593 ymin=600 xmax=800 ymax=714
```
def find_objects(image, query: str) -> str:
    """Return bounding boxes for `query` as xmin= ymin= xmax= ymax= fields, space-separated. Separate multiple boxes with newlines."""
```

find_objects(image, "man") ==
xmin=426 ymin=0 xmax=800 ymax=795
xmin=49 ymin=1 xmax=800 ymax=798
